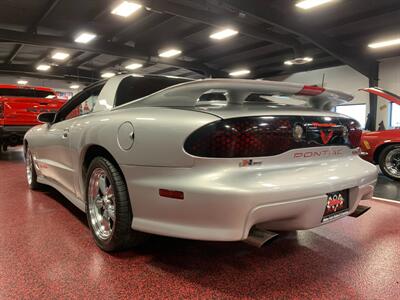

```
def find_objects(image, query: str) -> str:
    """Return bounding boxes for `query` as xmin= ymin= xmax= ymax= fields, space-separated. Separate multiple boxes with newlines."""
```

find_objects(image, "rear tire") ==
xmin=378 ymin=144 xmax=400 ymax=181
xmin=25 ymin=147 xmax=43 ymax=190
xmin=85 ymin=156 xmax=146 ymax=252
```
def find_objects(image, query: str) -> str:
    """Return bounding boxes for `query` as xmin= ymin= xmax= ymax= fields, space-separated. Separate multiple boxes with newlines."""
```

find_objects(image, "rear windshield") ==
xmin=115 ymin=76 xmax=191 ymax=106
xmin=245 ymin=94 xmax=307 ymax=106
xmin=0 ymin=88 xmax=56 ymax=98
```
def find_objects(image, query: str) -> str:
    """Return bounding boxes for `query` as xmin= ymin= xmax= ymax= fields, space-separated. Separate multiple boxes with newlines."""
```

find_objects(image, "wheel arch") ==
xmin=81 ymin=145 xmax=127 ymax=186
xmin=374 ymin=142 xmax=400 ymax=163
xmin=23 ymin=139 xmax=29 ymax=157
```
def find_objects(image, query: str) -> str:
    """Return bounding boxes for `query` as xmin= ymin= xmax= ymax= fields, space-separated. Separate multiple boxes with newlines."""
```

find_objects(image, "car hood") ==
xmin=360 ymin=87 xmax=400 ymax=105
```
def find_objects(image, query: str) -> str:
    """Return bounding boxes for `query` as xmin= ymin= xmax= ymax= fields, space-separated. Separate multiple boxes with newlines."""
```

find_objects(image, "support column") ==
xmin=368 ymin=62 xmax=379 ymax=131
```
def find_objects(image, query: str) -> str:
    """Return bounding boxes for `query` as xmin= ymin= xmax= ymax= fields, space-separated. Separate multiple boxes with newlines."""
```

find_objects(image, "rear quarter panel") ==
xmin=74 ymin=107 xmax=220 ymax=167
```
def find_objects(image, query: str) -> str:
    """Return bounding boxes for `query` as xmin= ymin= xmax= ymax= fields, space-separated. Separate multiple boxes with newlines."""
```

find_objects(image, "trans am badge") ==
xmin=239 ymin=159 xmax=262 ymax=167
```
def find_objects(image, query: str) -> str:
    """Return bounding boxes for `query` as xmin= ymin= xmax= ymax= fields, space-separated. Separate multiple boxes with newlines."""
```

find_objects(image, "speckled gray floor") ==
xmin=374 ymin=174 xmax=400 ymax=201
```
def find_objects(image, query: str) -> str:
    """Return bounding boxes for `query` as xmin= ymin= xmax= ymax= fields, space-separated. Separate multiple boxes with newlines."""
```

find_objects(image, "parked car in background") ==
xmin=0 ymin=84 xmax=65 ymax=152
xmin=360 ymin=87 xmax=400 ymax=181
xmin=23 ymin=75 xmax=378 ymax=252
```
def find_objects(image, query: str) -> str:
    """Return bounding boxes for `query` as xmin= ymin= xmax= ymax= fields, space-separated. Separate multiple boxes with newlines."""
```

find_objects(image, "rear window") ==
xmin=0 ymin=88 xmax=56 ymax=98
xmin=245 ymin=94 xmax=307 ymax=106
xmin=115 ymin=76 xmax=190 ymax=106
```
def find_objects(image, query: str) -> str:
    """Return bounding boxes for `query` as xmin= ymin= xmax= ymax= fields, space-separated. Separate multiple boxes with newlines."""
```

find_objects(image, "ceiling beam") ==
xmin=141 ymin=0 xmax=304 ymax=56
xmin=100 ymin=58 xmax=129 ymax=71
xmin=258 ymin=60 xmax=343 ymax=79
xmin=0 ymin=64 xmax=100 ymax=83
xmin=150 ymin=67 xmax=178 ymax=75
xmin=27 ymin=0 xmax=62 ymax=33
xmin=0 ymin=28 xmax=225 ymax=77
xmin=254 ymin=52 xmax=333 ymax=76
xmin=222 ymin=0 xmax=377 ymax=79
xmin=4 ymin=44 xmax=24 ymax=64
xmin=71 ymin=53 xmax=102 ymax=67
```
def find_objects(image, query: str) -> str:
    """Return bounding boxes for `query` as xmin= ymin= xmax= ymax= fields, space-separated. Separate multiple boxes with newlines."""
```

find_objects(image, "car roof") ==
xmin=0 ymin=84 xmax=56 ymax=93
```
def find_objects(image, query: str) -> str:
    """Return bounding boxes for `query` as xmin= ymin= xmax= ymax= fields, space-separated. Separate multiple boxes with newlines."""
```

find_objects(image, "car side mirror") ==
xmin=38 ymin=112 xmax=56 ymax=124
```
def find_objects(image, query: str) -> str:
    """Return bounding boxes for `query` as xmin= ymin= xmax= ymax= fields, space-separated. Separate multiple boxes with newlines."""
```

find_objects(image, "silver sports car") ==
xmin=24 ymin=74 xmax=378 ymax=251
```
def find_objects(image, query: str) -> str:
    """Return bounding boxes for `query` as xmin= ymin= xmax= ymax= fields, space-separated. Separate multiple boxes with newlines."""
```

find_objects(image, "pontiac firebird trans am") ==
xmin=24 ymin=75 xmax=378 ymax=251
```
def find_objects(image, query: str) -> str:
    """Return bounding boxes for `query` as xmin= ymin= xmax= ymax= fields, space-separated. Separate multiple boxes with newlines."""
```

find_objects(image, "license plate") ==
xmin=322 ymin=190 xmax=349 ymax=222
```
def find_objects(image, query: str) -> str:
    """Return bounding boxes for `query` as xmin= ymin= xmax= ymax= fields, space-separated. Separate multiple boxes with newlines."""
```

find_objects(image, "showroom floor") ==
xmin=0 ymin=148 xmax=399 ymax=299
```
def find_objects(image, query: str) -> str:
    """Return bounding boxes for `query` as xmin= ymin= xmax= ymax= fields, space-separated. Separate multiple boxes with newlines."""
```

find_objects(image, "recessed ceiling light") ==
xmin=229 ymin=69 xmax=251 ymax=77
xmin=210 ymin=28 xmax=239 ymax=40
xmin=284 ymin=57 xmax=313 ymax=65
xmin=74 ymin=32 xmax=97 ymax=44
xmin=159 ymin=49 xmax=182 ymax=58
xmin=17 ymin=80 xmax=28 ymax=85
xmin=101 ymin=72 xmax=116 ymax=78
xmin=36 ymin=64 xmax=51 ymax=71
xmin=112 ymin=1 xmax=142 ymax=17
xmin=368 ymin=38 xmax=400 ymax=49
xmin=125 ymin=63 xmax=143 ymax=70
xmin=70 ymin=84 xmax=80 ymax=89
xmin=52 ymin=52 xmax=70 ymax=60
xmin=295 ymin=0 xmax=333 ymax=10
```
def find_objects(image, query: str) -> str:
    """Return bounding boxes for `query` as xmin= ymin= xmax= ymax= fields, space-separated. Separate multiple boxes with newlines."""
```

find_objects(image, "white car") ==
xmin=24 ymin=75 xmax=378 ymax=251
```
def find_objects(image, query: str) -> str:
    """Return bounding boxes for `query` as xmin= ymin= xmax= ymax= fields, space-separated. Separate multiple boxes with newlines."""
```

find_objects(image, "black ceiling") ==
xmin=0 ymin=0 xmax=399 ymax=85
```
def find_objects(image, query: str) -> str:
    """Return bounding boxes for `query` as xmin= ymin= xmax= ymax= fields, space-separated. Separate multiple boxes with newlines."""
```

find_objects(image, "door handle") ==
xmin=62 ymin=128 xmax=69 ymax=138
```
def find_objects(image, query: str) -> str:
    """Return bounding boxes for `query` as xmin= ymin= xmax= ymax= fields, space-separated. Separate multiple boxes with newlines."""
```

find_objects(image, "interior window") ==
xmin=115 ymin=76 xmax=190 ymax=106
xmin=65 ymin=85 xmax=104 ymax=120
xmin=246 ymin=94 xmax=308 ymax=106
xmin=391 ymin=103 xmax=400 ymax=128
xmin=335 ymin=104 xmax=367 ymax=129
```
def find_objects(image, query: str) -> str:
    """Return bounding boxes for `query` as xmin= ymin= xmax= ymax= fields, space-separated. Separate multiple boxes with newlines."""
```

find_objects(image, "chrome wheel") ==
xmin=384 ymin=148 xmax=400 ymax=179
xmin=26 ymin=150 xmax=33 ymax=185
xmin=88 ymin=168 xmax=116 ymax=241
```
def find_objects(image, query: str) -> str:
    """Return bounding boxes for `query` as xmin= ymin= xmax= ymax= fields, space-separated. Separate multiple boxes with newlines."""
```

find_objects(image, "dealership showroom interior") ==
xmin=1 ymin=0 xmax=400 ymax=298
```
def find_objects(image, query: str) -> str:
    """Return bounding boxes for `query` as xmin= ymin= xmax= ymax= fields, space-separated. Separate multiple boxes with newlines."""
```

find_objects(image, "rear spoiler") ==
xmin=360 ymin=87 xmax=400 ymax=106
xmin=138 ymin=79 xmax=353 ymax=110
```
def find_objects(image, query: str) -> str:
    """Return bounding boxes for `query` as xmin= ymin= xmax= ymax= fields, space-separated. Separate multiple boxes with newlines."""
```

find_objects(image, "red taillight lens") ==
xmin=0 ymin=102 xmax=4 ymax=119
xmin=184 ymin=116 xmax=306 ymax=158
xmin=184 ymin=116 xmax=361 ymax=158
xmin=340 ymin=118 xmax=362 ymax=148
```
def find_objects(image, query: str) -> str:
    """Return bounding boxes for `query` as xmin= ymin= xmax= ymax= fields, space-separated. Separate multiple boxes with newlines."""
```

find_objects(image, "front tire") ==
xmin=86 ymin=157 xmax=146 ymax=252
xmin=379 ymin=144 xmax=400 ymax=181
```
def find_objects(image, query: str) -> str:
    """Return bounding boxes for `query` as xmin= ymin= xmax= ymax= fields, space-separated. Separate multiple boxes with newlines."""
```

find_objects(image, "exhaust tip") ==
xmin=244 ymin=227 xmax=279 ymax=248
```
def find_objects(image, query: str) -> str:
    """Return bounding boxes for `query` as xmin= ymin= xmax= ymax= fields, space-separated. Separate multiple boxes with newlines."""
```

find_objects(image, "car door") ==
xmin=36 ymin=84 xmax=105 ymax=195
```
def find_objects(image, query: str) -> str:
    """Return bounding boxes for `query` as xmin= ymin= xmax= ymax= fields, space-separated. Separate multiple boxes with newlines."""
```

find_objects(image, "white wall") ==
xmin=272 ymin=59 xmax=400 ymax=129
xmin=378 ymin=56 xmax=400 ymax=128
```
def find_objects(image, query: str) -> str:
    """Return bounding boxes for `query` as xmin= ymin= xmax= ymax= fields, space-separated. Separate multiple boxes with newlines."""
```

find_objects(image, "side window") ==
xmin=65 ymin=85 xmax=103 ymax=120
xmin=115 ymin=76 xmax=189 ymax=106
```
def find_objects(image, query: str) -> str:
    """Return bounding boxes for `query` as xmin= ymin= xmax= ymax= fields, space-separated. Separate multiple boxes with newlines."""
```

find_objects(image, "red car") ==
xmin=0 ymin=84 xmax=66 ymax=152
xmin=360 ymin=88 xmax=400 ymax=181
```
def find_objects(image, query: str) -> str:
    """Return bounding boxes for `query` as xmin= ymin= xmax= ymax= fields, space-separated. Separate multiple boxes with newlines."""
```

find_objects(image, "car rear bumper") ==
xmin=0 ymin=125 xmax=32 ymax=146
xmin=121 ymin=148 xmax=378 ymax=241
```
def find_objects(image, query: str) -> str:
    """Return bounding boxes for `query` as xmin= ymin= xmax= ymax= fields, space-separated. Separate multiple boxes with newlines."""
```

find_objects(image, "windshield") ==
xmin=0 ymin=88 xmax=56 ymax=98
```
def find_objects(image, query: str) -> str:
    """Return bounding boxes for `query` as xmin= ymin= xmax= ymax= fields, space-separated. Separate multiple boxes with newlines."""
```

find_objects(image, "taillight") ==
xmin=0 ymin=102 xmax=4 ymax=119
xmin=184 ymin=116 xmax=306 ymax=158
xmin=184 ymin=116 xmax=361 ymax=158
xmin=340 ymin=118 xmax=362 ymax=148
